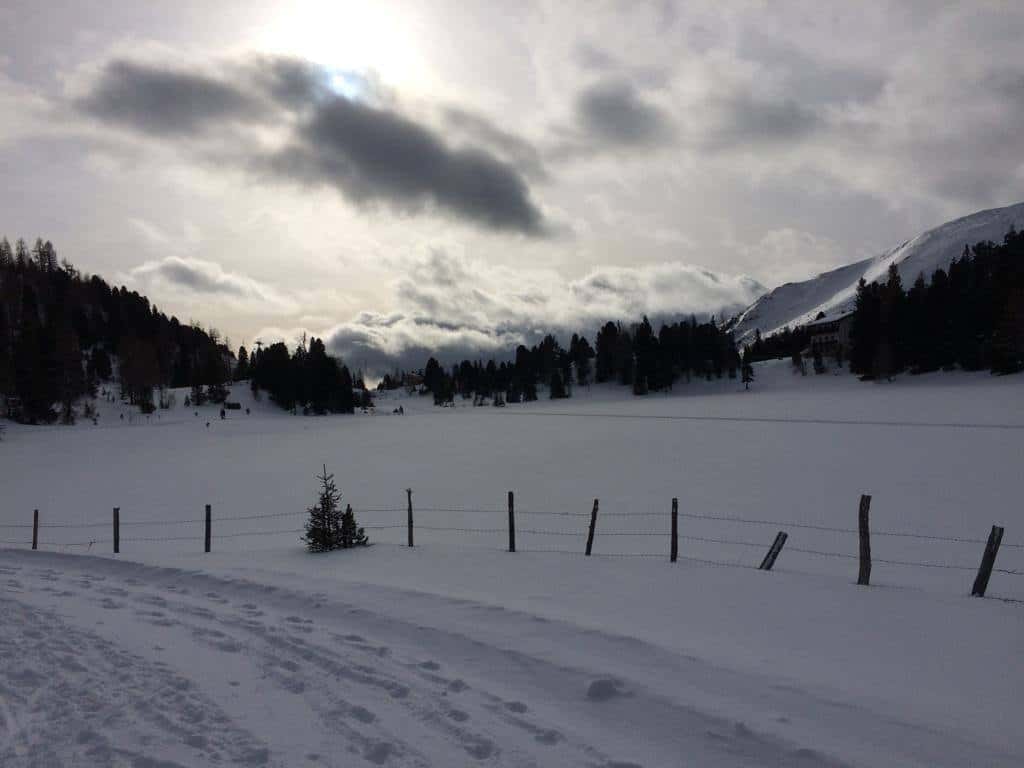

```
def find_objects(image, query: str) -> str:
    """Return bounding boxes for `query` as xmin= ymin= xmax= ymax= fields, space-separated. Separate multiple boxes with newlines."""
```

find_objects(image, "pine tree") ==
xmin=850 ymin=278 xmax=880 ymax=377
xmin=55 ymin=320 xmax=84 ymax=423
xmin=303 ymin=465 xmax=345 ymax=552
xmin=235 ymin=345 xmax=249 ymax=381
xmin=14 ymin=239 xmax=28 ymax=269
xmin=31 ymin=238 xmax=45 ymax=270
xmin=549 ymin=368 xmax=568 ymax=399
xmin=741 ymin=347 xmax=754 ymax=390
xmin=120 ymin=336 xmax=160 ymax=410
xmin=340 ymin=503 xmax=368 ymax=548
xmin=42 ymin=241 xmax=58 ymax=273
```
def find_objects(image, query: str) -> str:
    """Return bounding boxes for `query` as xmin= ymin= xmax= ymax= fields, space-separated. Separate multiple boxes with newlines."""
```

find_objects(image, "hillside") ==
xmin=0 ymin=241 xmax=232 ymax=423
xmin=729 ymin=201 xmax=1024 ymax=341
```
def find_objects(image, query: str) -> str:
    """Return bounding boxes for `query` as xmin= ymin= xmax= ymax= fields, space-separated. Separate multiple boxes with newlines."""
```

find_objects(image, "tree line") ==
xmin=248 ymin=336 xmax=371 ymax=414
xmin=379 ymin=315 xmax=744 ymax=404
xmin=849 ymin=228 xmax=1024 ymax=378
xmin=0 ymin=237 xmax=232 ymax=423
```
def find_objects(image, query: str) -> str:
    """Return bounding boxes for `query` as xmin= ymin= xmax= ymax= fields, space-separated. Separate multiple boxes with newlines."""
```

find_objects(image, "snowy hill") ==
xmin=729 ymin=201 xmax=1024 ymax=341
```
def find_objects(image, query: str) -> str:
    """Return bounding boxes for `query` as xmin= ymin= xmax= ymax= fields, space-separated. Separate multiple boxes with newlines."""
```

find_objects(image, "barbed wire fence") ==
xmin=2 ymin=492 xmax=1021 ymax=597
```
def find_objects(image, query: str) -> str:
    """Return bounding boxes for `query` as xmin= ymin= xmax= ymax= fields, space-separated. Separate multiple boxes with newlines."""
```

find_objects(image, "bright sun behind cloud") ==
xmin=249 ymin=0 xmax=430 ymax=94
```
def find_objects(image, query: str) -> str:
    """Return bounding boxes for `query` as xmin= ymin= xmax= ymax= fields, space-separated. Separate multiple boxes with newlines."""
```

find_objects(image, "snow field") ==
xmin=1 ymin=359 xmax=1023 ymax=766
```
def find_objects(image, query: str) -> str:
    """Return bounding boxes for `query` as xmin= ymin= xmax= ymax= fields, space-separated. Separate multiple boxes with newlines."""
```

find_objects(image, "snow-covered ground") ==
xmin=2 ymin=362 xmax=1023 ymax=766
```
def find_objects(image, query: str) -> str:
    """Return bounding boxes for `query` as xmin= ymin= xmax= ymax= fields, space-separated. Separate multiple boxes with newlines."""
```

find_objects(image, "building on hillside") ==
xmin=806 ymin=311 xmax=853 ymax=357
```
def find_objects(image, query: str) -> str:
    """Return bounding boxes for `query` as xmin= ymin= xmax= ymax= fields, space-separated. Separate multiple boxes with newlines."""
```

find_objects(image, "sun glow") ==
xmin=249 ymin=0 xmax=429 ymax=94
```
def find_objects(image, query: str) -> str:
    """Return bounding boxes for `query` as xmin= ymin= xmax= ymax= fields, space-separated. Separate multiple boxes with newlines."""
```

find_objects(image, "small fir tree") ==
xmin=303 ymin=465 xmax=344 ymax=552
xmin=741 ymin=348 xmax=755 ymax=390
xmin=340 ymin=503 xmax=368 ymax=548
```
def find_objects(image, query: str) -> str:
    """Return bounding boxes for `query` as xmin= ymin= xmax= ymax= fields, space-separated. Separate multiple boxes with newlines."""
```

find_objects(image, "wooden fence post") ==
xmin=759 ymin=531 xmax=788 ymax=571
xmin=670 ymin=498 xmax=678 ymax=563
xmin=32 ymin=509 xmax=38 ymax=550
xmin=507 ymin=491 xmax=516 ymax=553
xmin=585 ymin=499 xmax=599 ymax=556
xmin=856 ymin=494 xmax=871 ymax=585
xmin=406 ymin=489 xmax=414 ymax=548
xmin=204 ymin=504 xmax=212 ymax=553
xmin=971 ymin=525 xmax=1005 ymax=597
xmin=113 ymin=507 xmax=120 ymax=554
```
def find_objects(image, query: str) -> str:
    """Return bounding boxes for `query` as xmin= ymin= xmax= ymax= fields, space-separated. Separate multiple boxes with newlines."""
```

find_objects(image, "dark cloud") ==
xmin=576 ymin=80 xmax=673 ymax=147
xmin=704 ymin=92 xmax=822 ymax=148
xmin=76 ymin=55 xmax=547 ymax=235
xmin=130 ymin=256 xmax=298 ymax=314
xmin=154 ymin=259 xmax=242 ymax=295
xmin=78 ymin=59 xmax=263 ymax=135
xmin=239 ymin=55 xmax=331 ymax=111
xmin=264 ymin=97 xmax=546 ymax=234
xmin=443 ymin=107 xmax=547 ymax=180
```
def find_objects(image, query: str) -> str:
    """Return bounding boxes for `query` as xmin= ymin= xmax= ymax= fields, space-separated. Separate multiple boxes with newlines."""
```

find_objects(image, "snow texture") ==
xmin=1 ymin=362 xmax=1023 ymax=766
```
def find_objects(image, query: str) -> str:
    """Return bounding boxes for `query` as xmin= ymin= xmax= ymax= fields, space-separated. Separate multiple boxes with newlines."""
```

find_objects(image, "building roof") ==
xmin=806 ymin=309 xmax=855 ymax=330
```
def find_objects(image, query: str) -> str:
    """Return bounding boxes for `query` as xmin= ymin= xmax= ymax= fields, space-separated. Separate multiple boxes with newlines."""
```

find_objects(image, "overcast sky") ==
xmin=2 ymin=1 xmax=1023 ymax=368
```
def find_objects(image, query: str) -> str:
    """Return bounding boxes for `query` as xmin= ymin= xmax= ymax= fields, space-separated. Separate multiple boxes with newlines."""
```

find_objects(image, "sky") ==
xmin=2 ymin=1 xmax=1024 ymax=370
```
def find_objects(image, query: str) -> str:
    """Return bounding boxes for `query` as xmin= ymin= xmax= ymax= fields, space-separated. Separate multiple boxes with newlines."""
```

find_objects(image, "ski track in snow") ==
xmin=1 ymin=551 xmax=1018 ymax=768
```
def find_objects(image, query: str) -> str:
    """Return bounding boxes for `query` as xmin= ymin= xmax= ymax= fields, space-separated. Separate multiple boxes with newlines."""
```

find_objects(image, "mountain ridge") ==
xmin=728 ymin=201 xmax=1024 ymax=341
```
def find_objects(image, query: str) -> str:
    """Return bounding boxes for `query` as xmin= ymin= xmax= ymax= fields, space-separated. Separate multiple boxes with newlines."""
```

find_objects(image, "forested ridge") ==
xmin=3 ymin=226 xmax=1019 ymax=425
xmin=848 ymin=228 xmax=1024 ymax=377
xmin=732 ymin=227 xmax=1024 ymax=378
xmin=0 ymin=237 xmax=230 ymax=423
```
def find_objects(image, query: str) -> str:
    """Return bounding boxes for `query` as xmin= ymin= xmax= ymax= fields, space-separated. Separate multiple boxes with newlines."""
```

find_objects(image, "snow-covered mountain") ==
xmin=729 ymin=201 xmax=1024 ymax=341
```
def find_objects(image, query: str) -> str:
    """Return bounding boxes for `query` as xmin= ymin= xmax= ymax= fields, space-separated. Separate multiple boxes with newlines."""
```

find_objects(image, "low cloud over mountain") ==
xmin=247 ymin=250 xmax=764 ymax=371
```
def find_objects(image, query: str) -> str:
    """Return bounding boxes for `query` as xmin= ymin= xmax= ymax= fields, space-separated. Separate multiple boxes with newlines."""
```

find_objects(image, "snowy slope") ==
xmin=729 ymin=201 xmax=1024 ymax=341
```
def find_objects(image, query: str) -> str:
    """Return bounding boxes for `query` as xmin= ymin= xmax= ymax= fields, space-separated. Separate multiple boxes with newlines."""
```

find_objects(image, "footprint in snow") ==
xmin=534 ymin=729 xmax=562 ymax=745
xmin=586 ymin=678 xmax=629 ymax=702
xmin=363 ymin=741 xmax=396 ymax=765
xmin=349 ymin=706 xmax=376 ymax=724
xmin=463 ymin=738 xmax=496 ymax=760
